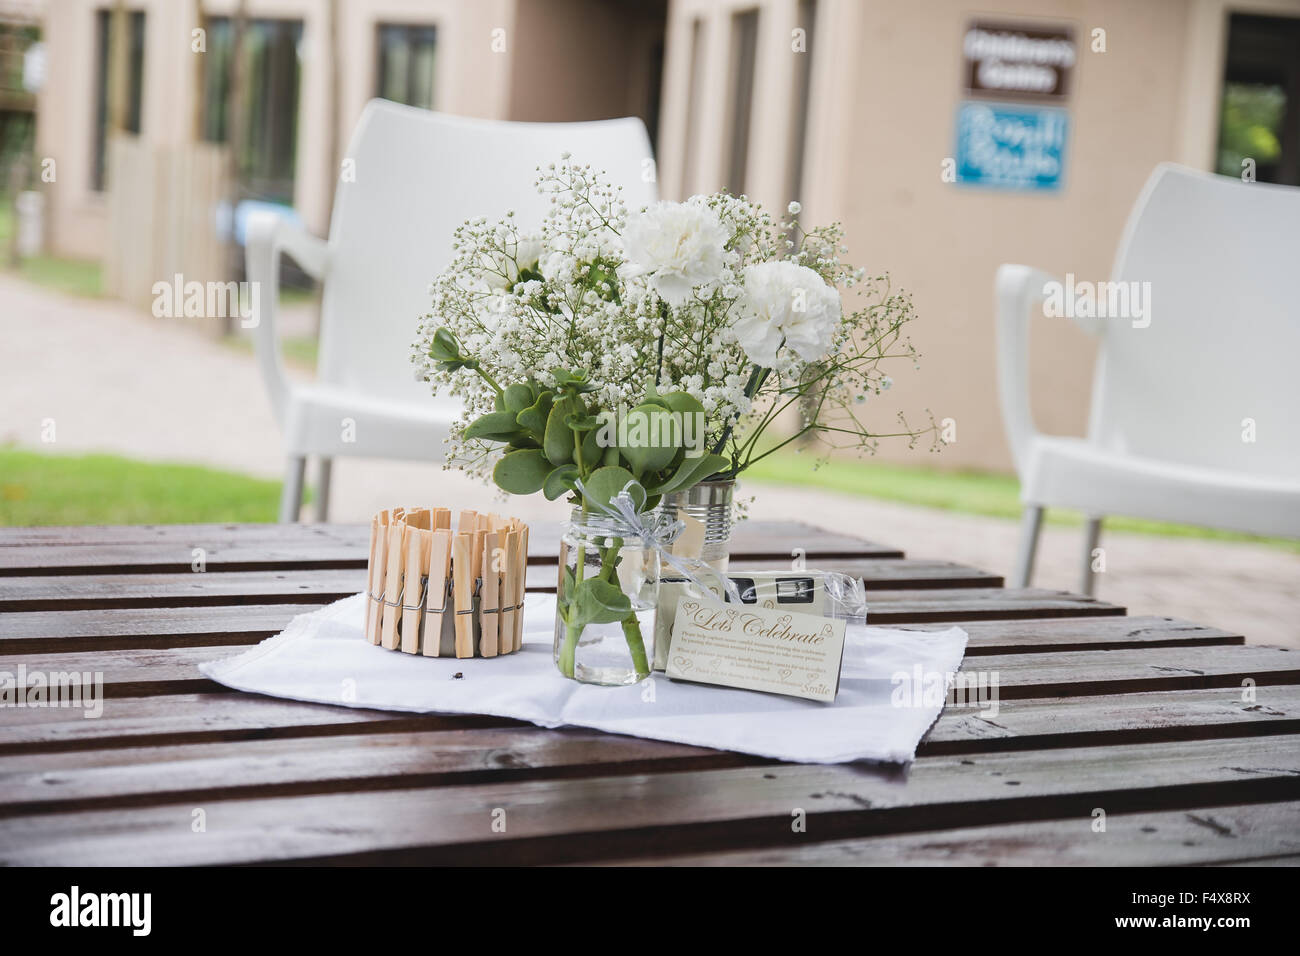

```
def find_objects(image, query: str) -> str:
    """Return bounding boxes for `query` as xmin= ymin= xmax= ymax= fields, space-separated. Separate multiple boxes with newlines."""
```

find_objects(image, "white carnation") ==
xmin=731 ymin=261 xmax=841 ymax=367
xmin=622 ymin=201 xmax=729 ymax=305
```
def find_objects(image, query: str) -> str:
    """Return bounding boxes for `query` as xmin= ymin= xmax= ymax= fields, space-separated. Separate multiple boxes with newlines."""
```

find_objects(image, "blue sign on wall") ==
xmin=954 ymin=101 xmax=1069 ymax=192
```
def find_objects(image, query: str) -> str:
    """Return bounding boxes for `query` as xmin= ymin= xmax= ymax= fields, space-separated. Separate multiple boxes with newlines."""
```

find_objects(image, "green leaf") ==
xmin=543 ymin=395 xmax=580 ymax=466
xmin=661 ymin=391 xmax=705 ymax=417
xmin=640 ymin=382 xmax=672 ymax=409
xmin=618 ymin=404 xmax=679 ymax=475
xmin=646 ymin=453 xmax=729 ymax=497
xmin=575 ymin=578 xmax=633 ymax=625
xmin=516 ymin=391 xmax=553 ymax=439
xmin=503 ymin=384 xmax=534 ymax=414
xmin=464 ymin=410 xmax=522 ymax=442
xmin=583 ymin=426 xmax=605 ymax=467
xmin=492 ymin=449 xmax=552 ymax=495
xmin=581 ymin=465 xmax=645 ymax=513
xmin=543 ymin=463 xmax=580 ymax=501
xmin=552 ymin=368 xmax=596 ymax=394
xmin=429 ymin=327 xmax=462 ymax=363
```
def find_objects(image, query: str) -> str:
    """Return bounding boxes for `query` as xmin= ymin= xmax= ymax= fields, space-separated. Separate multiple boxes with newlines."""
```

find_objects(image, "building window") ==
xmin=91 ymin=8 xmax=146 ymax=191
xmin=726 ymin=9 xmax=759 ymax=196
xmin=787 ymin=0 xmax=817 ymax=205
xmin=376 ymin=23 xmax=437 ymax=110
xmin=201 ymin=17 xmax=304 ymax=204
xmin=1216 ymin=13 xmax=1300 ymax=185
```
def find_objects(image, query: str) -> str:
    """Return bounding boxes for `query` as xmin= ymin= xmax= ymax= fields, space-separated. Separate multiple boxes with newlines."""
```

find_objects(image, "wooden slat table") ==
xmin=0 ymin=521 xmax=1296 ymax=866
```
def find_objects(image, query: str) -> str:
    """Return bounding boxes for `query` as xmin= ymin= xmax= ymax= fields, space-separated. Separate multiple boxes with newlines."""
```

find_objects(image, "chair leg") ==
xmin=1012 ymin=505 xmax=1044 ymax=587
xmin=315 ymin=457 xmax=333 ymax=523
xmin=1079 ymin=515 xmax=1103 ymax=597
xmin=279 ymin=455 xmax=306 ymax=524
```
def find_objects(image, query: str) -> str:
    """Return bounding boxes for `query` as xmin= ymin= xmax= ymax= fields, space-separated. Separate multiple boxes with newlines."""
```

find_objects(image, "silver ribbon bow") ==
xmin=570 ymin=480 xmax=743 ymax=606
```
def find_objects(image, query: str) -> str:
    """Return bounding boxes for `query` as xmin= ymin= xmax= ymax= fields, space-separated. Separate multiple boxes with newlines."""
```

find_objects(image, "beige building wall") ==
xmin=507 ymin=0 xmax=664 ymax=125
xmin=659 ymin=0 xmax=1300 ymax=472
xmin=30 ymin=0 xmax=1300 ymax=473
xmin=35 ymin=0 xmax=517 ymax=255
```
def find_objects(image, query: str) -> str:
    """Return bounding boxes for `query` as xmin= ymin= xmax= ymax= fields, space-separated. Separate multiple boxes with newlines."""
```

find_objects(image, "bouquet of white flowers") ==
xmin=413 ymin=155 xmax=932 ymax=495
xmin=413 ymin=155 xmax=933 ymax=682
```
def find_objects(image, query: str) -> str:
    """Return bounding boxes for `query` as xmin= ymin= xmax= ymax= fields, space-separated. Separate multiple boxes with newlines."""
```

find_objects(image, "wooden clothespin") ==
xmin=480 ymin=530 xmax=501 ymax=657
xmin=401 ymin=528 xmax=430 ymax=654
xmin=452 ymin=532 xmax=474 ymax=658
xmin=365 ymin=515 xmax=383 ymax=644
xmin=380 ymin=520 xmax=406 ymax=650
xmin=424 ymin=528 xmax=452 ymax=657
xmin=500 ymin=528 xmax=520 ymax=651
xmin=512 ymin=523 xmax=529 ymax=651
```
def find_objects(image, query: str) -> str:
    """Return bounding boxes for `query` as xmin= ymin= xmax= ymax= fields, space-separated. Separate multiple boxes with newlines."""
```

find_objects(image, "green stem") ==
xmin=621 ymin=614 xmax=650 ymax=678
xmin=711 ymin=364 xmax=770 ymax=458
xmin=471 ymin=364 xmax=504 ymax=397
xmin=556 ymin=503 xmax=589 ymax=679
xmin=655 ymin=301 xmax=669 ymax=386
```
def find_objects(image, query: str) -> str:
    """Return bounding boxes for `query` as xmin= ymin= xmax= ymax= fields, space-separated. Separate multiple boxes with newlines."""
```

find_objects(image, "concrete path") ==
xmin=2 ymin=273 xmax=1296 ymax=649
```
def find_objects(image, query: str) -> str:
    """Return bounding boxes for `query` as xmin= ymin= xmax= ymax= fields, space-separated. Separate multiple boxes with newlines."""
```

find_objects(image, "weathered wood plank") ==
xmin=2 ymin=735 xmax=1297 ymax=865
xmin=0 ymin=728 xmax=741 ymax=817
xmin=5 ymin=687 xmax=1300 ymax=815
xmin=0 ymin=604 xmax=329 ymax=653
xmin=923 ymin=684 xmax=1300 ymax=753
xmin=0 ymin=608 xmax=1228 ymax=660
xmin=0 ymin=570 xmax=366 ymax=611
xmin=5 ymin=684 xmax=1298 ymax=759
xmin=602 ymin=801 xmax=1300 ymax=866
xmin=0 ymin=524 xmax=370 ymax=549
xmin=1 ymin=641 xmax=1293 ymax=708
xmin=715 ymin=559 xmax=1002 ymax=589
xmin=0 ymin=571 xmax=1120 ymax=618
xmin=912 ymin=616 xmax=1242 ymax=656
xmin=0 ymin=693 xmax=519 ymax=755
xmin=0 ymin=520 xmax=902 ymax=566
xmin=0 ymin=544 xmax=369 ymax=577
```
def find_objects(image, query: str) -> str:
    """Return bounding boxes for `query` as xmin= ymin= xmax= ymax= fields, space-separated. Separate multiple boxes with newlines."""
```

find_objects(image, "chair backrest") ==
xmin=318 ymin=101 xmax=656 ymax=403
xmin=1089 ymin=164 xmax=1300 ymax=481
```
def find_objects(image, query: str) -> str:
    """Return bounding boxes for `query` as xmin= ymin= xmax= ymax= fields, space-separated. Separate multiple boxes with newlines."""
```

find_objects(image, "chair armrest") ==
xmin=995 ymin=264 xmax=1062 ymax=474
xmin=245 ymin=211 xmax=328 ymax=427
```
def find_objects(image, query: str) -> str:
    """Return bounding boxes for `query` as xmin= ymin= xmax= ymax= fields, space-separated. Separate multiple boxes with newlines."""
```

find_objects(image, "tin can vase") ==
xmin=660 ymin=479 xmax=735 ymax=571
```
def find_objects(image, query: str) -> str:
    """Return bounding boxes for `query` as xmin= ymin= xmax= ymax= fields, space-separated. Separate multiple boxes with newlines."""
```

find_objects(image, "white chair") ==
xmin=246 ymin=100 xmax=657 ymax=521
xmin=996 ymin=163 xmax=1300 ymax=595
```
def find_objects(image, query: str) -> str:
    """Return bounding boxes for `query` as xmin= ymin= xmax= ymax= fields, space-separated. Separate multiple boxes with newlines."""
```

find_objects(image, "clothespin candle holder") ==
xmin=365 ymin=508 xmax=528 ymax=658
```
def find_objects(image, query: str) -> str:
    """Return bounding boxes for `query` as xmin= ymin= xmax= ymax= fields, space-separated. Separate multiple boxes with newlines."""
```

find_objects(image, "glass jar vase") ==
xmin=553 ymin=508 xmax=660 ymax=685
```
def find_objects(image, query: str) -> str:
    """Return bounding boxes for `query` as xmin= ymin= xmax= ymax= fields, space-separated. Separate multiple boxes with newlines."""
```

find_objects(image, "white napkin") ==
xmin=199 ymin=594 xmax=968 ymax=764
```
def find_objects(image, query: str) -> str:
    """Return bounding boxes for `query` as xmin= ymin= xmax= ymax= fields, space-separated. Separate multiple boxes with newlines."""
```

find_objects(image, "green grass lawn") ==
xmin=1 ymin=445 xmax=1292 ymax=553
xmin=744 ymin=448 xmax=1300 ymax=552
xmin=1 ymin=200 xmax=316 ymax=306
xmin=0 ymin=200 xmax=103 ymax=297
xmin=0 ymin=448 xmax=298 ymax=525
xmin=220 ymin=331 xmax=320 ymax=369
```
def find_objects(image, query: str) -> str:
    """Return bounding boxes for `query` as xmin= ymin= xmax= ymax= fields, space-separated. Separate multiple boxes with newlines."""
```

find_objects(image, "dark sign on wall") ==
xmin=963 ymin=20 xmax=1075 ymax=101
